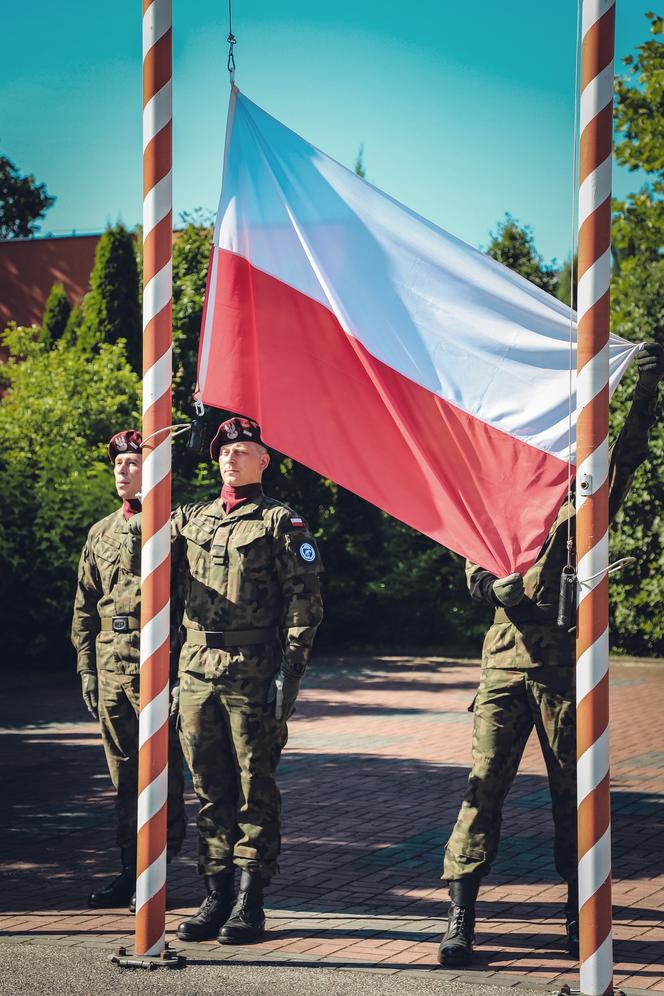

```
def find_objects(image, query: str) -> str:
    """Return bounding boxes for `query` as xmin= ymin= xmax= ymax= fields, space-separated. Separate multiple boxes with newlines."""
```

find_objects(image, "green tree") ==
xmin=608 ymin=11 xmax=664 ymax=654
xmin=171 ymin=217 xmax=213 ymax=417
xmin=486 ymin=213 xmax=558 ymax=294
xmin=0 ymin=154 xmax=55 ymax=238
xmin=41 ymin=282 xmax=71 ymax=345
xmin=78 ymin=223 xmax=141 ymax=370
xmin=0 ymin=325 xmax=141 ymax=670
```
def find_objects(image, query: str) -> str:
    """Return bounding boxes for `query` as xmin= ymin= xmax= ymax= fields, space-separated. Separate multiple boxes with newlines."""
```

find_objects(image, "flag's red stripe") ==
xmin=201 ymin=251 xmax=568 ymax=576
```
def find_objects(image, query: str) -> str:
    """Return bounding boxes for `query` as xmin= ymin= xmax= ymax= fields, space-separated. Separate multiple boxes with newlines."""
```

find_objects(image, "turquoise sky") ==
xmin=1 ymin=1 xmax=655 ymax=263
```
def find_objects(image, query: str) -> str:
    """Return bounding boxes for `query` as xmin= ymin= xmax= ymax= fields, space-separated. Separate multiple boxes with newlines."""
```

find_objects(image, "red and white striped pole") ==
xmin=136 ymin=0 xmax=173 ymax=957
xmin=575 ymin=1 xmax=616 ymax=994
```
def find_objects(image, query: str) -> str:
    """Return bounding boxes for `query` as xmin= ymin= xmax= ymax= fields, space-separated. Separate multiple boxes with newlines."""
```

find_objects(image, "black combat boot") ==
xmin=218 ymin=869 xmax=266 ymax=944
xmin=176 ymin=871 xmax=236 ymax=942
xmin=437 ymin=878 xmax=479 ymax=967
xmin=565 ymin=879 xmax=579 ymax=958
xmin=88 ymin=847 xmax=136 ymax=909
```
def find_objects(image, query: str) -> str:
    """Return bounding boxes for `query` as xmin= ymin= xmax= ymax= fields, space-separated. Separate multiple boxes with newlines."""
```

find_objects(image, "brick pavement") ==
xmin=1 ymin=658 xmax=663 ymax=993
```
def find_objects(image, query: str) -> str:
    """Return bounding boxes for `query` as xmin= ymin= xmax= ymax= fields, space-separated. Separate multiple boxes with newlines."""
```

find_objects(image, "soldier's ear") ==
xmin=260 ymin=450 xmax=270 ymax=473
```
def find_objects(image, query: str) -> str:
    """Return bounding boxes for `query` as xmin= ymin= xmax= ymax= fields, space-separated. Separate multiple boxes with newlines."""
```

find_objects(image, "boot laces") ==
xmin=449 ymin=904 xmax=469 ymax=940
xmin=199 ymin=891 xmax=222 ymax=919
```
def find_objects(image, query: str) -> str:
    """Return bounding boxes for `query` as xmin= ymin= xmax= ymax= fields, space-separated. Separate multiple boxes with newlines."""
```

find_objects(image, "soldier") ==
xmin=124 ymin=416 xmax=323 ymax=944
xmin=72 ymin=429 xmax=186 ymax=910
xmin=438 ymin=343 xmax=664 ymax=967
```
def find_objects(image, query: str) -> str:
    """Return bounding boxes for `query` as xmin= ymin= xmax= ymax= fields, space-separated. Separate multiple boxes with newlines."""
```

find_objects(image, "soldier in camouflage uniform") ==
xmin=124 ymin=416 xmax=323 ymax=944
xmin=438 ymin=343 xmax=664 ymax=967
xmin=72 ymin=429 xmax=186 ymax=910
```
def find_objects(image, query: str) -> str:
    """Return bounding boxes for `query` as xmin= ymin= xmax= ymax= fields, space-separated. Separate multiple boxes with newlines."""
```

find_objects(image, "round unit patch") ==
xmin=299 ymin=541 xmax=317 ymax=563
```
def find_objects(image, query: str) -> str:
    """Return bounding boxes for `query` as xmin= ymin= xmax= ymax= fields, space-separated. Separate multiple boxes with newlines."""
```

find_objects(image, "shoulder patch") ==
xmin=290 ymin=516 xmax=304 ymax=528
xmin=298 ymin=540 xmax=317 ymax=563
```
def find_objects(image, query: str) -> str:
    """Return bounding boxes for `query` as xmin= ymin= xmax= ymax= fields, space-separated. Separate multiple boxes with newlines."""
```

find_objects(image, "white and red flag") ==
xmin=198 ymin=88 xmax=637 ymax=576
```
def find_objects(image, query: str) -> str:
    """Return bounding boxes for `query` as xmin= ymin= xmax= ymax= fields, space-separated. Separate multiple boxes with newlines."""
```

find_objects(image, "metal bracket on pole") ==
xmin=111 ymin=943 xmax=186 ymax=971
xmin=578 ymin=472 xmax=593 ymax=496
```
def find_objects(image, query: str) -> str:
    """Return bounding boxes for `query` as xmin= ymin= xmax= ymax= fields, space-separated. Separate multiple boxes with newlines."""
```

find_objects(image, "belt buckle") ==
xmin=112 ymin=616 xmax=129 ymax=633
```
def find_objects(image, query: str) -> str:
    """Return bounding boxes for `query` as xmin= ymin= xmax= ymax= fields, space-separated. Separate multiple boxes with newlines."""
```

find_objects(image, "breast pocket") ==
xmin=95 ymin=538 xmax=121 ymax=592
xmin=227 ymin=524 xmax=270 ymax=602
xmin=181 ymin=522 xmax=215 ymax=584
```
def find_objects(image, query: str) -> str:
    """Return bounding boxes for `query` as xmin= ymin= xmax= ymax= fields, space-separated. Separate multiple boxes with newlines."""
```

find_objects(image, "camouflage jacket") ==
xmin=71 ymin=506 xmax=142 ymax=676
xmin=466 ymin=388 xmax=658 ymax=668
xmin=124 ymin=492 xmax=324 ymax=679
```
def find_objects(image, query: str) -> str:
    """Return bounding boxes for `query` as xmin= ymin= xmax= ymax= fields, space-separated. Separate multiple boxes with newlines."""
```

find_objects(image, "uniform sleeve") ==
xmin=465 ymin=560 xmax=500 ymax=606
xmin=273 ymin=512 xmax=324 ymax=675
xmin=608 ymin=388 xmax=658 ymax=522
xmin=71 ymin=534 xmax=101 ymax=675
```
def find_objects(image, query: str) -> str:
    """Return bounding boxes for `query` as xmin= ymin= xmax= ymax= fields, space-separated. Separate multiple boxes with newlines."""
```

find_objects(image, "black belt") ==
xmin=101 ymin=616 xmax=140 ymax=633
xmin=184 ymin=627 xmax=279 ymax=649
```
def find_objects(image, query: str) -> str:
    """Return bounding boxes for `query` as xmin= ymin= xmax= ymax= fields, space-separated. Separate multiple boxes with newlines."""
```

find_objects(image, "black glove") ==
xmin=80 ymin=671 xmax=99 ymax=720
xmin=636 ymin=342 xmax=664 ymax=396
xmin=169 ymin=680 xmax=180 ymax=720
xmin=267 ymin=664 xmax=301 ymax=722
xmin=492 ymin=572 xmax=525 ymax=607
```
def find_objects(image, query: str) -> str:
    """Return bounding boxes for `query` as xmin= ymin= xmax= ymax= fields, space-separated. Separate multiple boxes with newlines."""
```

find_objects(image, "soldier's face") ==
xmin=219 ymin=442 xmax=269 ymax=486
xmin=114 ymin=453 xmax=142 ymax=500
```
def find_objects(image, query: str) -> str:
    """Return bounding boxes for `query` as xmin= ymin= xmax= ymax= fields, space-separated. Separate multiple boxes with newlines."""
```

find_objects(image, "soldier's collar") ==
xmin=215 ymin=494 xmax=265 ymax=521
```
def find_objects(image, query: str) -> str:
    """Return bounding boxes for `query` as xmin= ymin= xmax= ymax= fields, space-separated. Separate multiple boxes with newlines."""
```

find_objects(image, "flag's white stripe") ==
xmin=142 ymin=523 xmax=171 ymax=583
xmin=580 ymin=62 xmax=614 ymax=136
xmin=580 ymin=932 xmax=613 ymax=996
xmin=579 ymin=157 xmax=612 ymax=227
xmin=143 ymin=172 xmax=172 ymax=238
xmin=575 ymin=435 xmax=609 ymax=514
xmin=143 ymin=81 xmax=172 ymax=152
xmin=140 ymin=603 xmax=170 ymax=666
xmin=579 ymin=827 xmax=612 ymax=908
xmin=577 ymin=530 xmax=609 ymax=597
xmin=135 ymin=849 xmax=167 ymax=913
xmin=213 ymin=93 xmax=637 ymax=462
xmin=143 ymin=346 xmax=172 ymax=413
xmin=577 ymin=248 xmax=611 ymax=319
xmin=577 ymin=627 xmax=609 ymax=704
xmin=578 ymin=727 xmax=609 ymax=805
xmin=139 ymin=683 xmax=170 ymax=748
xmin=143 ymin=261 xmax=172 ymax=330
xmin=582 ymin=0 xmax=615 ymax=39
xmin=142 ymin=440 xmax=171 ymax=497
xmin=143 ymin=0 xmax=171 ymax=56
xmin=137 ymin=765 xmax=168 ymax=830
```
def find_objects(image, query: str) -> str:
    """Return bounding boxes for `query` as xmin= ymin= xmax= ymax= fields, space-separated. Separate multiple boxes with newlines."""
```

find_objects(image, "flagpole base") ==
xmin=111 ymin=943 xmax=186 ymax=971
xmin=551 ymin=987 xmax=626 ymax=996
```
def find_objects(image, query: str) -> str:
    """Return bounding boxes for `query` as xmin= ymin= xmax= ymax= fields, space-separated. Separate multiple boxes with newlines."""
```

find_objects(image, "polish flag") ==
xmin=198 ymin=89 xmax=637 ymax=576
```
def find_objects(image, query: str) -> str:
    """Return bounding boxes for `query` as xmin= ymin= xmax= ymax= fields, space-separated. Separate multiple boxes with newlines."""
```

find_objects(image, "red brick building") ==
xmin=0 ymin=233 xmax=100 ymax=331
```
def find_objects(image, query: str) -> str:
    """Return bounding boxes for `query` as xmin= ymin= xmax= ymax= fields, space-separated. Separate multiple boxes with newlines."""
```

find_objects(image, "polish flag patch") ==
xmin=290 ymin=517 xmax=304 ymax=527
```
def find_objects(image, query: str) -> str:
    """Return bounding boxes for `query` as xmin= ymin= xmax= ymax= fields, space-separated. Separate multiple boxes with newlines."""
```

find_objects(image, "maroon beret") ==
xmin=210 ymin=417 xmax=262 ymax=460
xmin=108 ymin=429 xmax=143 ymax=463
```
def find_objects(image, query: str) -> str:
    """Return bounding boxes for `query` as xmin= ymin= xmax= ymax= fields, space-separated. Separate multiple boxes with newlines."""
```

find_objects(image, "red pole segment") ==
xmin=136 ymin=0 xmax=173 ymax=958
xmin=576 ymin=1 xmax=616 ymax=994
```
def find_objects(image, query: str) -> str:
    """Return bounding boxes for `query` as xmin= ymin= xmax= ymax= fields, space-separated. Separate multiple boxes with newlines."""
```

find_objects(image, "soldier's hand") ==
xmin=636 ymin=342 xmax=664 ymax=395
xmin=169 ymin=680 xmax=180 ymax=720
xmin=492 ymin=572 xmax=525 ymax=607
xmin=267 ymin=669 xmax=300 ymax=722
xmin=127 ymin=511 xmax=143 ymax=537
xmin=80 ymin=671 xmax=99 ymax=720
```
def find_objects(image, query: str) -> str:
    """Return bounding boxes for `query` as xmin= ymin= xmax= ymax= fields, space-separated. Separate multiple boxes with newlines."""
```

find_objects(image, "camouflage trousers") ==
xmin=178 ymin=658 xmax=287 ymax=879
xmin=97 ymin=670 xmax=186 ymax=855
xmin=444 ymin=666 xmax=577 ymax=884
